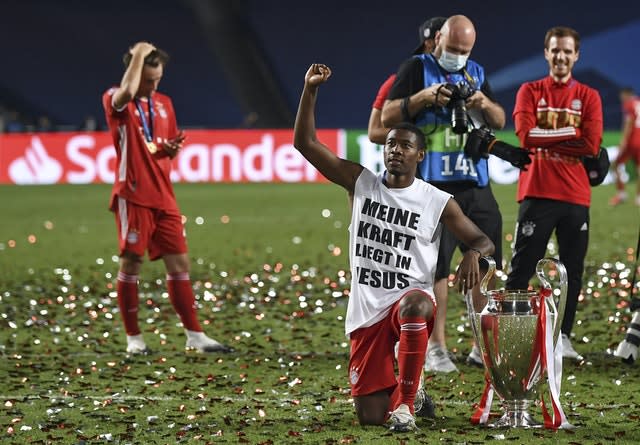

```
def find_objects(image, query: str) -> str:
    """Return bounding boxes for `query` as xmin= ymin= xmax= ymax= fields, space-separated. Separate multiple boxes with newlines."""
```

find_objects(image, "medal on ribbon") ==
xmin=135 ymin=97 xmax=156 ymax=154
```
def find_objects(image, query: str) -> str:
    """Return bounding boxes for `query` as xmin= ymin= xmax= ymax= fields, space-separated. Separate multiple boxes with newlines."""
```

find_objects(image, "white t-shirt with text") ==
xmin=345 ymin=169 xmax=451 ymax=336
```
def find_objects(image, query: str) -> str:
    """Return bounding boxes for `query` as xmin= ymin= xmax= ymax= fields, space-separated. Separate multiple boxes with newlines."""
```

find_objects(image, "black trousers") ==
xmin=435 ymin=185 xmax=503 ymax=280
xmin=506 ymin=198 xmax=589 ymax=336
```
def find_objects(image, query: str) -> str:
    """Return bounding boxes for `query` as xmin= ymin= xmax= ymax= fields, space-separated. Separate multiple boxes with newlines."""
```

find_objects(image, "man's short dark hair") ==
xmin=122 ymin=47 xmax=170 ymax=68
xmin=544 ymin=26 xmax=581 ymax=51
xmin=390 ymin=122 xmax=426 ymax=151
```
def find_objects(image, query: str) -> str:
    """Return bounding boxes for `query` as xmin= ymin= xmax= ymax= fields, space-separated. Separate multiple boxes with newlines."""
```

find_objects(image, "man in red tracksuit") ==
xmin=505 ymin=26 xmax=603 ymax=361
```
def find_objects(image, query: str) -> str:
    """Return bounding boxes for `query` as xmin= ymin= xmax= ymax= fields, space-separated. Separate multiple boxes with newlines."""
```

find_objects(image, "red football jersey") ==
xmin=102 ymin=88 xmax=180 ymax=211
xmin=372 ymin=74 xmax=396 ymax=110
xmin=513 ymin=76 xmax=603 ymax=207
xmin=622 ymin=95 xmax=640 ymax=149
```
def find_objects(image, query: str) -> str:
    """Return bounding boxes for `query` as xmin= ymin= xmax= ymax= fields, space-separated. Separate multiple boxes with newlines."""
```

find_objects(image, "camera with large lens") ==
xmin=464 ymin=127 xmax=494 ymax=162
xmin=464 ymin=127 xmax=533 ymax=170
xmin=444 ymin=82 xmax=474 ymax=134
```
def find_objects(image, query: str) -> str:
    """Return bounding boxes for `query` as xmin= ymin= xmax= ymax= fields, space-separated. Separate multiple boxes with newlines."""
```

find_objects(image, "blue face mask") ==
xmin=438 ymin=49 xmax=468 ymax=72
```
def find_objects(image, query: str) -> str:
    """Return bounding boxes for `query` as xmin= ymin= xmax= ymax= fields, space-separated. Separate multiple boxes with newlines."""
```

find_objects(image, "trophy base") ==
xmin=489 ymin=410 xmax=542 ymax=428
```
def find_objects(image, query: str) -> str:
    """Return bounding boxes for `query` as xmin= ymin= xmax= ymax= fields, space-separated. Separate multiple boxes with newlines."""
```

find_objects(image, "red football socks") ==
xmin=117 ymin=271 xmax=140 ymax=335
xmin=392 ymin=316 xmax=428 ymax=413
xmin=166 ymin=272 xmax=202 ymax=332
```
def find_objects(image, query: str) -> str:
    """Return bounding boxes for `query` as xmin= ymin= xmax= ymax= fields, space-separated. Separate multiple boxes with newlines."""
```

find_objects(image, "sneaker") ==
xmin=609 ymin=193 xmax=627 ymax=206
xmin=126 ymin=334 xmax=150 ymax=354
xmin=424 ymin=344 xmax=458 ymax=373
xmin=466 ymin=344 xmax=483 ymax=367
xmin=414 ymin=388 xmax=436 ymax=419
xmin=185 ymin=330 xmax=234 ymax=353
xmin=561 ymin=334 xmax=583 ymax=360
xmin=389 ymin=404 xmax=417 ymax=432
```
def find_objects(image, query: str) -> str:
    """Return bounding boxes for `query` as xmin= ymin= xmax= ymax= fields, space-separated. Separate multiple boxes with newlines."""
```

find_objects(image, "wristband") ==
xmin=401 ymin=97 xmax=411 ymax=122
xmin=469 ymin=247 xmax=482 ymax=256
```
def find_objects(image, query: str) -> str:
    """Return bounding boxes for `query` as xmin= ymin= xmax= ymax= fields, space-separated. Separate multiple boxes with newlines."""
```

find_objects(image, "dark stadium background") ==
xmin=1 ymin=0 xmax=638 ymax=131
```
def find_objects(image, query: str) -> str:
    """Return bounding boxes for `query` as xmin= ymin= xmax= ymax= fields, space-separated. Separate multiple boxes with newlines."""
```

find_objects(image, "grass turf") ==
xmin=0 ymin=182 xmax=638 ymax=444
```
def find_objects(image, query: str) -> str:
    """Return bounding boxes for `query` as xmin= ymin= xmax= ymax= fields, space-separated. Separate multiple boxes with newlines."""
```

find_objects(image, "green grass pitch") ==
xmin=0 ymin=181 xmax=638 ymax=444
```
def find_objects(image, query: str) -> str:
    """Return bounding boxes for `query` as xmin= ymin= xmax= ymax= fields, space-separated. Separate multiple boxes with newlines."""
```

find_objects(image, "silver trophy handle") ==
xmin=465 ymin=288 xmax=479 ymax=343
xmin=535 ymin=258 xmax=568 ymax=342
xmin=480 ymin=256 xmax=496 ymax=296
xmin=465 ymin=256 xmax=496 ymax=344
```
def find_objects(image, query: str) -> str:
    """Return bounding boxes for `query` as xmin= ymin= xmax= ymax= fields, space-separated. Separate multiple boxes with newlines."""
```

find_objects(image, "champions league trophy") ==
xmin=466 ymin=257 xmax=570 ymax=428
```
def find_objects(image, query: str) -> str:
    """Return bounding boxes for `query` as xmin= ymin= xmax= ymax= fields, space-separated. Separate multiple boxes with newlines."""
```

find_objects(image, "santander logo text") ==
xmin=171 ymin=134 xmax=318 ymax=183
xmin=8 ymin=136 xmax=63 ymax=184
xmin=66 ymin=135 xmax=117 ymax=183
xmin=0 ymin=130 xmax=336 ymax=185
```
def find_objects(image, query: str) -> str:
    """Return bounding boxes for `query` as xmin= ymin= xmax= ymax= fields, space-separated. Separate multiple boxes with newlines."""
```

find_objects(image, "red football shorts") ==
xmin=348 ymin=289 xmax=436 ymax=396
xmin=114 ymin=197 xmax=187 ymax=261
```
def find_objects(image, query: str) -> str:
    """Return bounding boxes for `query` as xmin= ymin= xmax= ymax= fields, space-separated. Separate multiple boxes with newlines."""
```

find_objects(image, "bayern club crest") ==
xmin=126 ymin=230 xmax=139 ymax=244
xmin=520 ymin=221 xmax=536 ymax=237
xmin=350 ymin=367 xmax=359 ymax=385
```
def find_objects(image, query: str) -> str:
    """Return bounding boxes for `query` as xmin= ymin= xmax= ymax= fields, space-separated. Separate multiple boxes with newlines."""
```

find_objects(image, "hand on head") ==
xmin=304 ymin=64 xmax=332 ymax=87
xmin=130 ymin=41 xmax=156 ymax=58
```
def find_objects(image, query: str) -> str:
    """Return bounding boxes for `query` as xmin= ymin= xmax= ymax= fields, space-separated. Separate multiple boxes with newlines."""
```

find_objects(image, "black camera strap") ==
xmin=425 ymin=55 xmax=480 ymax=136
xmin=421 ymin=84 xmax=449 ymax=137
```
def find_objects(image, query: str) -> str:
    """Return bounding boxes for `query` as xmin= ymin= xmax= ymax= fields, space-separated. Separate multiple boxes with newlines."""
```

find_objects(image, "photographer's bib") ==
xmin=414 ymin=54 xmax=490 ymax=187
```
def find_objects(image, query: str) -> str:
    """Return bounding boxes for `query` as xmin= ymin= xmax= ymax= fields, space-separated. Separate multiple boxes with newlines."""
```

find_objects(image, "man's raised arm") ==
xmin=112 ymin=42 xmax=156 ymax=110
xmin=293 ymin=64 xmax=363 ymax=193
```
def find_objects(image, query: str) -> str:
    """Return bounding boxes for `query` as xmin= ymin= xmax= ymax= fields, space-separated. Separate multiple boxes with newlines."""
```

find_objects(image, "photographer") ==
xmin=381 ymin=15 xmax=520 ymax=373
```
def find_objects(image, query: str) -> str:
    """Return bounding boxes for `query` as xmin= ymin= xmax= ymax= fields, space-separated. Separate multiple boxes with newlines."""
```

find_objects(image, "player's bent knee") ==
xmin=399 ymin=290 xmax=434 ymax=319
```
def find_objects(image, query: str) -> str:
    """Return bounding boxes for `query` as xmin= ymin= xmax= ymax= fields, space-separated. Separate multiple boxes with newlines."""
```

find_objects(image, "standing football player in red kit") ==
xmin=102 ymin=41 xmax=232 ymax=354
